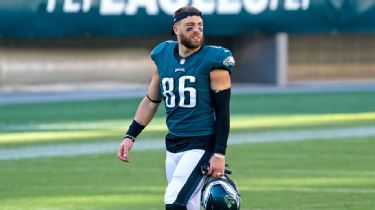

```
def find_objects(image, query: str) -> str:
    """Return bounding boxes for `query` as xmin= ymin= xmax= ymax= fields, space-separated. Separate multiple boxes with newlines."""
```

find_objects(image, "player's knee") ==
xmin=165 ymin=203 xmax=187 ymax=210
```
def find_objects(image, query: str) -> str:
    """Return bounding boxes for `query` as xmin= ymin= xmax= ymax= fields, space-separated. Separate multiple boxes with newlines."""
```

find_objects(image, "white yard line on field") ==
xmin=240 ymin=186 xmax=375 ymax=194
xmin=1 ymin=126 xmax=375 ymax=160
xmin=2 ymin=83 xmax=375 ymax=105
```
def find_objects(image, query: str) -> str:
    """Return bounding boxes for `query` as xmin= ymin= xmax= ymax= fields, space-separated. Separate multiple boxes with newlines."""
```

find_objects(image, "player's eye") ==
xmin=185 ymin=26 xmax=203 ymax=32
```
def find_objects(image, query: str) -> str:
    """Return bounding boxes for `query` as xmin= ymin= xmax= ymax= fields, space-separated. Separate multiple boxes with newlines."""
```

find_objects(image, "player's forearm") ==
xmin=134 ymin=96 xmax=160 ymax=126
xmin=124 ymin=96 xmax=160 ymax=142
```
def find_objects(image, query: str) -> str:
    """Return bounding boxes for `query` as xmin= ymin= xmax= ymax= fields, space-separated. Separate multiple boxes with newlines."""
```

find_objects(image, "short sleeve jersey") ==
xmin=151 ymin=41 xmax=235 ymax=137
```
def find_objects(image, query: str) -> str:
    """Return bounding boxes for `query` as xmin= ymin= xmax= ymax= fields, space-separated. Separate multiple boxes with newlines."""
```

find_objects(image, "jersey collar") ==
xmin=173 ymin=43 xmax=205 ymax=62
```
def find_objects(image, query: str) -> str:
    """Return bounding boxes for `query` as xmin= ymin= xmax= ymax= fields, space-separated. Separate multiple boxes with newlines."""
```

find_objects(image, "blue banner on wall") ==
xmin=1 ymin=0 xmax=375 ymax=38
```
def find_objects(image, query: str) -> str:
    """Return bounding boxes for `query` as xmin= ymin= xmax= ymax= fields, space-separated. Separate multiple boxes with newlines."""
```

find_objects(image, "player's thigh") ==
xmin=174 ymin=149 xmax=205 ymax=177
xmin=165 ymin=149 xmax=209 ymax=206
xmin=165 ymin=151 xmax=182 ymax=183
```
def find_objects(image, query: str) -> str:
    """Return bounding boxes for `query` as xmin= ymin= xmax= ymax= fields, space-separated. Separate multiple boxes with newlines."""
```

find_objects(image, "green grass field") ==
xmin=1 ymin=91 xmax=375 ymax=209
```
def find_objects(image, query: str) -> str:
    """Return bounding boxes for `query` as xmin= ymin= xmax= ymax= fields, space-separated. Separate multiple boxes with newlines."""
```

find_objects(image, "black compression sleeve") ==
xmin=211 ymin=88 xmax=231 ymax=155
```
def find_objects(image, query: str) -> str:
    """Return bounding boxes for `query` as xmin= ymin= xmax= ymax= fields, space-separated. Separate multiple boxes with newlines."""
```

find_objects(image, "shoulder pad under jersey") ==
xmin=150 ymin=40 xmax=176 ymax=62
xmin=206 ymin=45 xmax=235 ymax=73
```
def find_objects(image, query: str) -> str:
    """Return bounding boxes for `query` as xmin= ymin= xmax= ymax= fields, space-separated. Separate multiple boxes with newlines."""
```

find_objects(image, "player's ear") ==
xmin=173 ymin=22 xmax=181 ymax=35
xmin=173 ymin=25 xmax=178 ymax=35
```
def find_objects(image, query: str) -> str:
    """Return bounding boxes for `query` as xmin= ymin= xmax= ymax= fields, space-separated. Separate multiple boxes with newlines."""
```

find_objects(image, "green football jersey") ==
xmin=151 ymin=41 xmax=235 ymax=137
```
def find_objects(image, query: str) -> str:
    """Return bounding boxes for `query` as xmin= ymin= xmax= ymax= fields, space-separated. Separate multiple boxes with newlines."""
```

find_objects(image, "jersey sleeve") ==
xmin=150 ymin=41 xmax=168 ymax=63
xmin=211 ymin=47 xmax=235 ymax=73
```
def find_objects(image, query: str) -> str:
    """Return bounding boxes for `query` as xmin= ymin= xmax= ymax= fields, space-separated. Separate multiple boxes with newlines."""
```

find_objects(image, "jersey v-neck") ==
xmin=173 ymin=43 xmax=205 ymax=66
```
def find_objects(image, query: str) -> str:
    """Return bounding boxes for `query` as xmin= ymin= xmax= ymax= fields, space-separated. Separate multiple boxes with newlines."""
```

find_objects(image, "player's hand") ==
xmin=207 ymin=154 xmax=225 ymax=178
xmin=117 ymin=138 xmax=134 ymax=163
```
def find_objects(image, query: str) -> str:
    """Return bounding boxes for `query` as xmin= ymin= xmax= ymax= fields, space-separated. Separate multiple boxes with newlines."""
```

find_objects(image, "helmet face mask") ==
xmin=201 ymin=176 xmax=241 ymax=210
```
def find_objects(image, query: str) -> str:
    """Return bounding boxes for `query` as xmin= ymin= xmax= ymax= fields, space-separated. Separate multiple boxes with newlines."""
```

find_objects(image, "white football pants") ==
xmin=164 ymin=149 xmax=211 ymax=210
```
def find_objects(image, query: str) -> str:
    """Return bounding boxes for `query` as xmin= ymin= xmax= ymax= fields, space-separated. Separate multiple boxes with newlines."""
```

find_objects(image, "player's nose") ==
xmin=192 ymin=25 xmax=202 ymax=33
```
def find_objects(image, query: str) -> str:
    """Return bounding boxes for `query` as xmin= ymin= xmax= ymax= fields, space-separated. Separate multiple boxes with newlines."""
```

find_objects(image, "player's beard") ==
xmin=179 ymin=32 xmax=204 ymax=49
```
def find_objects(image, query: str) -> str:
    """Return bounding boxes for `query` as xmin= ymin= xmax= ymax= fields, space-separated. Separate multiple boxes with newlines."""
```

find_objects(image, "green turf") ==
xmin=1 ymin=91 xmax=375 ymax=209
xmin=1 ymin=91 xmax=375 ymax=147
xmin=1 ymin=91 xmax=375 ymax=124
xmin=0 ymin=137 xmax=374 ymax=210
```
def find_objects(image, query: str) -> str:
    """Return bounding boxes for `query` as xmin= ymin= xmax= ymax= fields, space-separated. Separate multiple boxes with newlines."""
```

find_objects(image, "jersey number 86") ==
xmin=162 ymin=76 xmax=197 ymax=108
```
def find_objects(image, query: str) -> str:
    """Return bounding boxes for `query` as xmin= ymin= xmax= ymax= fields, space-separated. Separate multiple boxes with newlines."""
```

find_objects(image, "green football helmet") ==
xmin=201 ymin=175 xmax=241 ymax=210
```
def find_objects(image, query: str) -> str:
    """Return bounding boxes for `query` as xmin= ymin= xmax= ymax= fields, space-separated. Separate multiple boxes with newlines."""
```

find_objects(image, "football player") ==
xmin=118 ymin=6 xmax=235 ymax=210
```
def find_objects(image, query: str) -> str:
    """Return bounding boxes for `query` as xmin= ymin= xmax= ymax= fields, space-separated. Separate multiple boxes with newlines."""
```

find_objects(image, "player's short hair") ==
xmin=171 ymin=6 xmax=203 ymax=36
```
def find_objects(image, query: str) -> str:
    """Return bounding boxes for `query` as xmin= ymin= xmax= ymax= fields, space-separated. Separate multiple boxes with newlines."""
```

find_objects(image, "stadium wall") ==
xmin=2 ymin=0 xmax=375 ymax=37
xmin=289 ymin=34 xmax=375 ymax=84
xmin=1 ymin=1 xmax=375 ymax=91
xmin=0 ymin=38 xmax=157 ymax=91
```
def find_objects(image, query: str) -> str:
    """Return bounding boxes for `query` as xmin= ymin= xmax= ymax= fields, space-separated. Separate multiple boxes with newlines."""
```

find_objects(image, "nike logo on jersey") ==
xmin=175 ymin=68 xmax=185 ymax=72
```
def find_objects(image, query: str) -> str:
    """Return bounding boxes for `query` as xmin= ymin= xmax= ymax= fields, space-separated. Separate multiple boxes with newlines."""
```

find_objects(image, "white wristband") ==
xmin=214 ymin=153 xmax=225 ymax=159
